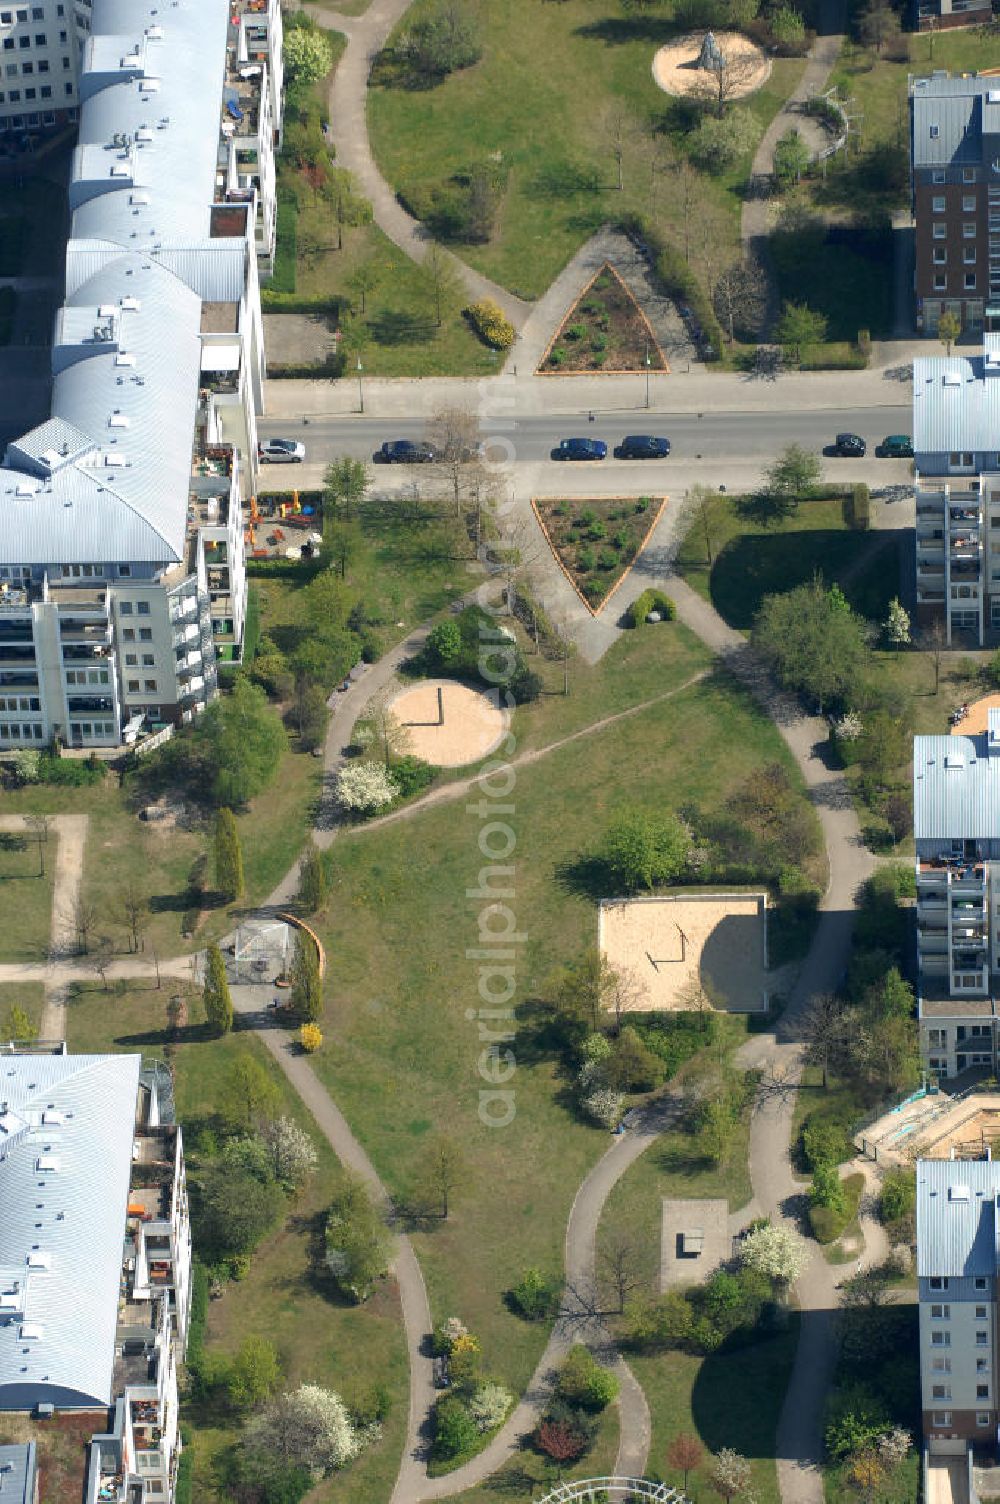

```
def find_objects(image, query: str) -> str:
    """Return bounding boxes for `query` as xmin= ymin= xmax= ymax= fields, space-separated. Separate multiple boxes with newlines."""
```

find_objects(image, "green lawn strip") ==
xmin=310 ymin=668 xmax=821 ymax=1399
xmin=446 ymin=1405 xmax=619 ymax=1502
xmin=811 ymin=1171 xmax=864 ymax=1259
xmin=0 ymin=982 xmax=46 ymax=1036
xmin=64 ymin=985 xmax=409 ymax=1503
xmin=0 ymin=831 xmax=54 ymax=962
xmin=367 ymin=0 xmax=804 ymax=300
xmin=675 ymin=493 xmax=879 ymax=631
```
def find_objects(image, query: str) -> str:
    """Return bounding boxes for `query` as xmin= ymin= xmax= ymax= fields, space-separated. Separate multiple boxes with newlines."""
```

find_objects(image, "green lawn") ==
xmin=676 ymin=493 xmax=890 ymax=631
xmin=0 ymin=982 xmax=46 ymax=1038
xmin=367 ymin=0 xmax=804 ymax=300
xmin=0 ymin=831 xmax=53 ymax=962
xmin=63 ymin=983 xmax=410 ymax=1504
xmin=309 ymin=634 xmax=823 ymax=1403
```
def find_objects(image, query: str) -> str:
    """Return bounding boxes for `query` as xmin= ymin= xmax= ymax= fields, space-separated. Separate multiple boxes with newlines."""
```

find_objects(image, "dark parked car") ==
xmin=615 ymin=435 xmax=671 ymax=460
xmin=833 ymin=433 xmax=866 ymax=457
xmin=554 ymin=437 xmax=608 ymax=461
xmin=374 ymin=440 xmax=438 ymax=464
xmin=876 ymin=434 xmax=913 ymax=459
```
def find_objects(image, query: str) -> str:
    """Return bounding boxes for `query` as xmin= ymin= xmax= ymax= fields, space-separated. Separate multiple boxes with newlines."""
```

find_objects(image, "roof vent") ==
xmin=108 ymin=415 xmax=130 ymax=429
xmin=41 ymin=1108 xmax=64 ymax=1124
xmin=944 ymin=373 xmax=961 ymax=387
xmin=34 ymin=1157 xmax=57 ymax=1172
xmin=115 ymin=353 xmax=136 ymax=367
xmin=98 ymin=304 xmax=115 ymax=317
xmin=104 ymin=454 xmax=127 ymax=468
xmin=25 ymin=1252 xmax=50 ymax=1270
xmin=19 ymin=1325 xmax=44 ymax=1340
xmin=121 ymin=296 xmax=141 ymax=311
xmin=931 ymin=124 xmax=940 ymax=138
xmin=949 ymin=1184 xmax=971 ymax=1201
xmin=130 ymin=192 xmax=150 ymax=206
xmin=990 ymin=91 xmax=1000 ymax=104
xmin=945 ymin=754 xmax=965 ymax=769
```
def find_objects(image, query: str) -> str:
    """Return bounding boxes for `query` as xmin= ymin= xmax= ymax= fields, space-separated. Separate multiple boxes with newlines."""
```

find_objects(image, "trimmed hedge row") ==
xmin=625 ymin=588 xmax=676 ymax=628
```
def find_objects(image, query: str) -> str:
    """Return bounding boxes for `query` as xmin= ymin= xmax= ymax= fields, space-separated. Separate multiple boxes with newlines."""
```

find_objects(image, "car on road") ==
xmin=615 ymin=435 xmax=671 ymax=460
xmin=258 ymin=437 xmax=305 ymax=463
xmin=876 ymin=434 xmax=913 ymax=459
xmin=373 ymin=440 xmax=438 ymax=464
xmin=832 ymin=433 xmax=866 ymax=458
xmin=553 ymin=437 xmax=608 ymax=461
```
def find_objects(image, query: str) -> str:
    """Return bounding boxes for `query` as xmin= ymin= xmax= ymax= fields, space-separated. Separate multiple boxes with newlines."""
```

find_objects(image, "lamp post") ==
xmin=357 ymin=356 xmax=364 ymax=415
xmin=644 ymin=343 xmax=651 ymax=411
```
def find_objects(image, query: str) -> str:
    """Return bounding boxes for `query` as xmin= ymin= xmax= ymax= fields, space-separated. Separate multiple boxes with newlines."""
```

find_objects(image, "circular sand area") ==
xmin=388 ymin=680 xmax=510 ymax=768
xmin=652 ymin=31 xmax=770 ymax=99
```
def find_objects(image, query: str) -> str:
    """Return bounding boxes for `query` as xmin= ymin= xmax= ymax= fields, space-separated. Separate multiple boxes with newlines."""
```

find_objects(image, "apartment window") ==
xmin=933 ymin=169 xmax=946 ymax=183
xmin=931 ymin=1305 xmax=951 ymax=1319
xmin=978 ymin=1386 xmax=990 ymax=1399
xmin=119 ymin=564 xmax=131 ymax=577
xmin=933 ymin=1357 xmax=952 ymax=1372
xmin=32 ymin=32 xmax=44 ymax=43
xmin=950 ymin=453 xmax=975 ymax=468
xmin=963 ymin=195 xmax=976 ymax=212
xmin=979 ymin=1358 xmax=990 ymax=1372
xmin=124 ymin=653 xmax=137 ymax=666
xmin=934 ymin=249 xmax=947 ymax=264
xmin=932 ymin=1331 xmax=951 ymax=1346
xmin=965 ymin=167 xmax=977 ymax=183
xmin=964 ymin=223 xmax=977 ymax=238
xmin=139 ymin=628 xmax=152 ymax=642
xmin=24 ymin=87 xmax=34 ymax=98
xmin=37 ymin=57 xmax=46 ymax=71
xmin=979 ymin=1413 xmax=992 ymax=1427
xmin=17 ymin=36 xmax=28 ymax=48
xmin=20 ymin=60 xmax=30 ymax=73
xmin=935 ymin=275 xmax=947 ymax=291
xmin=39 ymin=83 xmax=48 ymax=95
xmin=1 ymin=40 xmax=12 ymax=51
xmin=62 ymin=55 xmax=69 ymax=67
xmin=7 ymin=86 xmax=17 ymax=99
xmin=17 ymin=8 xmax=28 ymax=18
xmin=965 ymin=247 xmax=977 ymax=264
xmin=977 ymin=1305 xmax=988 ymax=1318
xmin=977 ymin=1330 xmax=989 ymax=1345
xmin=63 ymin=80 xmax=69 ymax=94
xmin=0 ymin=11 xmax=10 ymax=20
xmin=932 ymin=1385 xmax=952 ymax=1399
xmin=141 ymin=653 xmax=154 ymax=667
xmin=137 ymin=601 xmax=150 ymax=615
xmin=30 ymin=5 xmax=41 ymax=16
xmin=933 ymin=195 xmax=946 ymax=212
xmin=127 ymin=680 xmax=139 ymax=693
xmin=57 ymin=28 xmax=64 ymax=40
xmin=5 ymin=64 xmax=15 ymax=77
xmin=119 ymin=601 xmax=132 ymax=614
xmin=122 ymin=628 xmax=135 ymax=643
xmin=929 ymin=1279 xmax=948 ymax=1293
xmin=977 ymin=1278 xmax=989 ymax=1290
xmin=965 ymin=274 xmax=977 ymax=290
xmin=934 ymin=224 xmax=947 ymax=239
xmin=932 ymin=1412 xmax=952 ymax=1425
xmin=144 ymin=679 xmax=157 ymax=693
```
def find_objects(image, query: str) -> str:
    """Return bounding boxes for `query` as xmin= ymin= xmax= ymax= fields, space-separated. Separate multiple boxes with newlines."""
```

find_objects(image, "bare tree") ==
xmin=24 ymin=814 xmax=49 ymax=877
xmin=605 ymin=963 xmax=643 ymax=1036
xmin=606 ymin=108 xmax=627 ymax=191
xmin=73 ymin=894 xmax=99 ymax=955
xmin=419 ymin=1133 xmax=466 ymax=1219
xmin=802 ymin=991 xmax=849 ymax=1088
xmin=599 ymin=1235 xmax=644 ymax=1313
xmin=90 ymin=935 xmax=115 ymax=993
xmin=695 ymin=50 xmax=760 ymax=118
xmin=919 ymin=617 xmax=948 ymax=691
xmin=713 ymin=258 xmax=768 ymax=344
xmin=426 ymin=407 xmax=486 ymax=515
xmin=368 ymin=701 xmax=412 ymax=768
xmin=420 ymin=243 xmax=463 ymax=329
xmin=674 ymin=157 xmax=699 ymax=266
xmin=688 ymin=484 xmax=719 ymax=567
xmin=120 ymin=882 xmax=149 ymax=953
xmin=492 ymin=506 xmax=545 ymax=616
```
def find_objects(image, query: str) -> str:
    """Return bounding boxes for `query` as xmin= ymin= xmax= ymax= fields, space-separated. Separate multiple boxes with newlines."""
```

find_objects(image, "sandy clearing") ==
xmin=599 ymin=891 xmax=769 ymax=1012
xmin=388 ymin=680 xmax=510 ymax=769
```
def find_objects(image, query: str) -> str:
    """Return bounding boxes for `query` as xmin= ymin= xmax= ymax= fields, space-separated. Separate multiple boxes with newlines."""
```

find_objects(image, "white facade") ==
xmin=0 ymin=0 xmax=80 ymax=135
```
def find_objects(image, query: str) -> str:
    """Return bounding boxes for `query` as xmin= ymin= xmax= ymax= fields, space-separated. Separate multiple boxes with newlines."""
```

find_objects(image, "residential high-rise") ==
xmin=909 ymin=72 xmax=1000 ymax=338
xmin=0 ymin=0 xmax=81 ymax=139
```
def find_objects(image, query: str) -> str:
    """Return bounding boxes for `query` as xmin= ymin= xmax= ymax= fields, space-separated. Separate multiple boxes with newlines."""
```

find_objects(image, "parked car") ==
xmin=553 ymin=437 xmax=608 ymax=461
xmin=876 ymin=434 xmax=913 ymax=459
xmin=832 ymin=433 xmax=866 ymax=458
xmin=374 ymin=440 xmax=438 ymax=464
xmin=258 ymin=438 xmax=305 ymax=463
xmin=615 ymin=435 xmax=671 ymax=460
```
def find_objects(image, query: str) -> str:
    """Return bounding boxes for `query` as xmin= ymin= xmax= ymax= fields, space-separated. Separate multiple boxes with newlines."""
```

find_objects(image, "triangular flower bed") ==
xmin=532 ymin=494 xmax=668 ymax=614
xmin=538 ymin=263 xmax=670 ymax=375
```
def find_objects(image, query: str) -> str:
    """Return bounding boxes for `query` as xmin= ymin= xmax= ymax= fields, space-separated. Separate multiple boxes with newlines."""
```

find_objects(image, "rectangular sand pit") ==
xmin=599 ymin=892 xmax=768 ymax=1013
xmin=661 ymin=1197 xmax=731 ymax=1291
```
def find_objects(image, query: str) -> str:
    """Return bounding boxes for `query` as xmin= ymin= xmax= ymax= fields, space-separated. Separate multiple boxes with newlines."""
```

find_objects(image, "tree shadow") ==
xmin=552 ymin=852 xmax=611 ymax=901
xmin=368 ymin=307 xmax=436 ymax=345
xmin=574 ymin=14 xmax=684 ymax=44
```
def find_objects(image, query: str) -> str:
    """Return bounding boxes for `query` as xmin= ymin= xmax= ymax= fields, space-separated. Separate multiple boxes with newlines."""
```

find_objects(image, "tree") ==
xmin=213 ymin=808 xmax=244 ymax=903
xmin=877 ymin=1427 xmax=912 ymax=1470
xmin=607 ymin=1025 xmax=663 ymax=1087
xmin=740 ymin=1222 xmax=809 ymax=1286
xmin=9 ymin=748 xmax=40 ymax=785
xmin=508 ymin=1267 xmax=560 ymax=1321
xmin=858 ymin=0 xmax=901 ymax=54
xmin=196 ymin=677 xmax=286 ymax=808
xmin=284 ymin=22 xmax=335 ymax=85
xmin=336 ymin=760 xmax=400 ymax=815
xmin=606 ymin=107 xmax=627 ymax=191
xmin=420 ymin=1132 xmax=465 ymax=1219
xmin=600 ymin=1235 xmax=643 ymax=1314
xmin=776 ymin=300 xmax=828 ymax=363
xmin=602 ymin=810 xmax=691 ymax=891
xmin=24 ymin=813 xmax=49 ymax=877
xmin=261 ymin=1116 xmax=319 ymax=1191
xmin=203 ymin=943 xmax=234 ymax=1037
xmin=700 ymin=1095 xmax=741 ymax=1167
xmin=322 ymin=456 xmax=369 ymax=522
xmin=469 ymin=1382 xmax=512 ymax=1432
xmin=396 ymin=0 xmax=482 ymax=82
xmin=421 ymin=242 xmax=463 ymax=328
xmin=73 ymin=894 xmax=98 ymax=955
xmin=290 ymin=932 xmax=323 ymax=1023
xmin=294 ymin=679 xmax=329 ymax=754
xmin=668 ymin=1433 xmax=705 ymax=1493
xmin=713 ymin=259 xmax=767 ymax=343
xmin=753 ymin=577 xmax=868 ymax=712
xmin=298 ymin=844 xmax=327 ymax=913
xmin=347 ymin=262 xmax=381 ymax=315
xmin=197 ymin=1162 xmax=285 ymax=1259
xmin=919 ymin=618 xmax=948 ymax=691
xmin=222 ymin=1053 xmax=281 ymax=1131
xmin=770 ymin=3 xmax=807 ymax=48
xmin=426 ymin=619 xmax=464 ymax=666
xmin=326 ymin=520 xmax=362 ymax=582
xmin=801 ymin=991 xmax=848 ymax=1088
xmin=90 ymin=934 xmax=115 ymax=992
xmin=325 ymin=1173 xmax=392 ymax=1301
xmin=772 ymin=128 xmax=811 ymax=187
xmin=426 ymin=406 xmax=485 ymax=513
xmin=557 ymin=1345 xmax=619 ymax=1410
xmin=433 ymin=1396 xmax=478 ymax=1460
xmin=3 ymin=1003 xmax=36 ymax=1043
xmin=711 ymin=1448 xmax=752 ymax=1504
xmin=848 ymin=1447 xmax=888 ymax=1503
xmin=118 ymin=882 xmax=149 ymax=953
xmin=764 ymin=443 xmax=822 ymax=506
xmin=695 ymin=47 xmax=763 ymax=117
xmin=689 ymin=108 xmax=763 ymax=173
xmin=228 ymin=1335 xmax=282 ymax=1413
xmin=884 ymin=597 xmax=911 ymax=646
xmin=938 ymin=309 xmax=961 ymax=356
xmin=368 ymin=702 xmax=411 ymax=768
xmin=810 ymin=1163 xmax=846 ymax=1213
xmin=247 ymin=1384 xmax=361 ymax=1477
xmin=300 ymin=1022 xmax=323 ymax=1053
xmin=535 ymin=1417 xmax=588 ymax=1463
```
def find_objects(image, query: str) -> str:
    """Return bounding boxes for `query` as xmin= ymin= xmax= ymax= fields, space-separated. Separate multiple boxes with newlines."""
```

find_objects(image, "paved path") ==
xmin=740 ymin=0 xmax=847 ymax=331
xmin=0 ymin=814 xmax=90 ymax=1040
xmin=302 ymin=0 xmax=530 ymax=329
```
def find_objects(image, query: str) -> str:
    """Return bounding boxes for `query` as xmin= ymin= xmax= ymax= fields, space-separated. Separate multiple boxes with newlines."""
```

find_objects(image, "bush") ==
xmin=37 ymin=754 xmax=104 ymax=786
xmin=801 ymin=1115 xmax=854 ymax=1172
xmin=881 ymin=1167 xmax=916 ymax=1225
xmin=432 ymin=1396 xmax=478 ymax=1460
xmin=809 ymin=1171 xmax=863 ymax=1244
xmin=464 ymin=298 xmax=515 ymax=350
xmin=847 ymin=482 xmax=871 ymax=531
xmin=300 ymin=1023 xmax=323 ymax=1053
xmin=391 ymin=755 xmax=436 ymax=799
xmin=810 ymin=1163 xmax=847 ymax=1214
xmin=625 ymin=588 xmax=676 ymax=628
xmin=556 ymin=1345 xmax=619 ymax=1411
xmin=507 ymin=1268 xmax=561 ymax=1321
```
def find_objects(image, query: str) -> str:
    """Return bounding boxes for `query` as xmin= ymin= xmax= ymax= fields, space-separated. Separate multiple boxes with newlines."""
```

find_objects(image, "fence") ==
xmin=536 ymin=1483 xmax=686 ymax=1503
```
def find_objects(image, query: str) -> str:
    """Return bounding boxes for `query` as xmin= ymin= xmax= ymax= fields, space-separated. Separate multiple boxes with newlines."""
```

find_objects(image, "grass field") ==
xmin=367 ymin=0 xmax=804 ymax=300
xmin=0 ymin=982 xmax=46 ymax=1038
xmin=309 ymin=628 xmax=822 ymax=1401
xmin=63 ymin=984 xmax=410 ymax=1504
xmin=0 ymin=830 xmax=53 ymax=962
xmin=675 ymin=493 xmax=896 ymax=630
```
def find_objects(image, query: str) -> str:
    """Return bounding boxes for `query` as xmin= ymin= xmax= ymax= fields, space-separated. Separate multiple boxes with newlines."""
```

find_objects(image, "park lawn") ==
xmin=309 ymin=665 xmax=823 ymax=1401
xmin=0 ymin=982 xmax=46 ymax=1037
xmin=675 ymin=492 xmax=884 ymax=631
xmin=367 ymin=0 xmax=804 ymax=300
xmin=63 ymin=984 xmax=410 ymax=1504
xmin=0 ymin=831 xmax=54 ymax=962
xmin=446 ymin=1405 xmax=619 ymax=1503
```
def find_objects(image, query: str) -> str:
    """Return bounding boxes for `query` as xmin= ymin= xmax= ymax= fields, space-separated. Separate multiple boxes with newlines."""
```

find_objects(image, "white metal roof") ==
xmin=912 ymin=733 xmax=1000 ymax=840
xmin=0 ymin=1053 xmax=142 ymax=1410
xmin=913 ymin=354 xmax=1000 ymax=457
xmin=917 ymin=1157 xmax=1000 ymax=1277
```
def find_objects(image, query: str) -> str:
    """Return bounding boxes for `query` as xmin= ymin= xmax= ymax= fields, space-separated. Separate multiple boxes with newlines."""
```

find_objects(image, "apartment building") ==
xmin=0 ymin=0 xmax=81 ymax=138
xmin=909 ymin=73 xmax=1000 ymax=337
xmin=0 ymin=0 xmax=283 ymax=752
xmin=917 ymin=1158 xmax=1000 ymax=1450
xmin=0 ymin=1051 xmax=192 ymax=1504
xmin=913 ymin=723 xmax=1000 ymax=1078
xmin=913 ymin=340 xmax=1000 ymax=644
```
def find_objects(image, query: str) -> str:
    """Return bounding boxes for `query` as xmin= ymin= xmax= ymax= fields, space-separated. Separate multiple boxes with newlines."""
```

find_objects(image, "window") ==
xmin=5 ymin=64 xmax=16 ymax=77
xmin=20 ymin=60 xmax=30 ymax=73
xmin=119 ymin=564 xmax=130 ymax=577
xmin=965 ymin=274 xmax=977 ymax=290
xmin=950 ymin=453 xmax=975 ymax=469
xmin=934 ymin=249 xmax=947 ymax=264
xmin=62 ymin=81 xmax=70 ymax=94
xmin=976 ymin=1305 xmax=988 ymax=1318
xmin=32 ymin=32 xmax=44 ymax=43
xmin=964 ymin=223 xmax=977 ymax=238
xmin=144 ymin=679 xmax=157 ymax=692
xmin=931 ymin=1305 xmax=950 ymax=1319
xmin=37 ymin=57 xmax=46 ymax=70
xmin=979 ymin=1413 xmax=992 ymax=1427
xmin=124 ymin=653 xmax=137 ymax=666
xmin=932 ymin=1411 xmax=952 ymax=1425
xmin=964 ymin=195 xmax=976 ymax=211
xmin=934 ymin=224 xmax=947 ymax=239
xmin=119 ymin=602 xmax=132 ymax=614
xmin=933 ymin=195 xmax=946 ymax=212
xmin=933 ymin=169 xmax=946 ymax=183
xmin=965 ymin=167 xmax=977 ymax=183
xmin=978 ymin=1385 xmax=990 ymax=1399
xmin=139 ymin=628 xmax=151 ymax=642
xmin=932 ymin=1331 xmax=951 ymax=1346
xmin=931 ymin=124 xmax=940 ymax=139
xmin=39 ymin=83 xmax=48 ymax=96
xmin=935 ymin=274 xmax=947 ymax=291
xmin=977 ymin=1330 xmax=989 ymax=1345
xmin=137 ymin=601 xmax=150 ymax=615
xmin=141 ymin=653 xmax=154 ymax=667
xmin=979 ymin=1358 xmax=990 ymax=1372
xmin=127 ymin=680 xmax=139 ymax=693
xmin=30 ymin=5 xmax=41 ymax=16
xmin=976 ymin=1278 xmax=989 ymax=1290
xmin=0 ymin=11 xmax=10 ymax=21
xmin=122 ymin=628 xmax=135 ymax=642
xmin=24 ymin=88 xmax=34 ymax=99
xmin=933 ymin=1385 xmax=952 ymax=1399
xmin=965 ymin=247 xmax=977 ymax=264
xmin=17 ymin=35 xmax=28 ymax=47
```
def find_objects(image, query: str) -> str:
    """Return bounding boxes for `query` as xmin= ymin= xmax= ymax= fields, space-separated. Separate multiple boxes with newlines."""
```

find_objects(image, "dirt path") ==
xmin=0 ymin=813 xmax=89 ymax=1041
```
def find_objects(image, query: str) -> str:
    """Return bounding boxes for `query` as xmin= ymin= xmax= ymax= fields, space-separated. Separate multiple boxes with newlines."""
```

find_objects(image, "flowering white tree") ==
xmin=740 ymin=1223 xmax=809 ymax=1286
xmin=336 ymin=760 xmax=399 ymax=815
xmin=248 ymin=1383 xmax=360 ymax=1477
xmin=833 ymin=710 xmax=863 ymax=742
xmin=261 ymin=1116 xmax=318 ymax=1191
xmin=583 ymin=1086 xmax=624 ymax=1129
xmin=469 ymin=1381 xmax=512 ymax=1432
xmin=884 ymin=598 xmax=911 ymax=647
xmin=283 ymin=24 xmax=334 ymax=85
xmin=9 ymin=749 xmax=40 ymax=785
xmin=877 ymin=1427 xmax=912 ymax=1469
xmin=710 ymin=1448 xmax=753 ymax=1504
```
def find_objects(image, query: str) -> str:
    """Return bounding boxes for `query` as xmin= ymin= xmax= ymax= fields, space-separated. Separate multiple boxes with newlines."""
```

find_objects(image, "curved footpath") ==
xmin=301 ymin=0 xmax=530 ymax=329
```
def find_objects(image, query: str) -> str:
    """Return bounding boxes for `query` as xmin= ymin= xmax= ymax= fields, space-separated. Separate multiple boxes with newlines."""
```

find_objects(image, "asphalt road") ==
xmin=259 ymin=406 xmax=913 ymax=468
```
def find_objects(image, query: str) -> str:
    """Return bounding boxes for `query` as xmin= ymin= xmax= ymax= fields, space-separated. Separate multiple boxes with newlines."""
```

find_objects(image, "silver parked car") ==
xmin=258 ymin=437 xmax=305 ymax=463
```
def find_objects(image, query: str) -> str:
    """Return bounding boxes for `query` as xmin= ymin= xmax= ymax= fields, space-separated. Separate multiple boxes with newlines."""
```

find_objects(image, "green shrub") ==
xmin=465 ymin=298 xmax=515 ymax=350
xmin=556 ymin=1345 xmax=619 ymax=1411
xmin=38 ymin=754 xmax=104 ymax=786
xmin=591 ymin=333 xmax=607 ymax=352
xmin=578 ymin=547 xmax=597 ymax=572
xmin=548 ymin=347 xmax=566 ymax=367
xmin=391 ymin=755 xmax=435 ymax=799
xmin=598 ymin=548 xmax=620 ymax=572
xmin=801 ymin=1116 xmax=853 ymax=1171
xmin=810 ymin=1163 xmax=846 ymax=1214
xmin=586 ymin=520 xmax=607 ymax=541
xmin=433 ymin=1396 xmax=478 ymax=1460
xmin=629 ymin=1011 xmax=716 ymax=1078
xmin=799 ymin=342 xmax=868 ymax=370
xmin=566 ymin=322 xmax=588 ymax=341
xmin=847 ymin=483 xmax=871 ymax=532
xmin=625 ymin=588 xmax=676 ymax=628
xmin=809 ymin=1172 xmax=863 ymax=1243
xmin=507 ymin=1267 xmax=561 ymax=1321
xmin=583 ymin=579 xmax=607 ymax=602
xmin=880 ymin=1167 xmax=916 ymax=1225
xmin=617 ymin=212 xmax=724 ymax=359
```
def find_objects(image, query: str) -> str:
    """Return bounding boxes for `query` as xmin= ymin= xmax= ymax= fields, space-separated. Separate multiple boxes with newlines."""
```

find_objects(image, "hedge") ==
xmin=242 ymin=586 xmax=262 ymax=668
xmin=260 ymin=292 xmax=344 ymax=317
xmin=847 ymin=483 xmax=870 ymax=532
xmin=616 ymin=213 xmax=725 ymax=360
xmin=268 ymin=353 xmax=346 ymax=379
xmin=800 ymin=341 xmax=868 ymax=370
xmin=809 ymin=1171 xmax=863 ymax=1244
xmin=464 ymin=298 xmax=515 ymax=350
xmin=625 ymin=588 xmax=676 ymax=628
